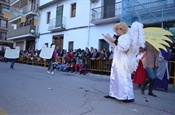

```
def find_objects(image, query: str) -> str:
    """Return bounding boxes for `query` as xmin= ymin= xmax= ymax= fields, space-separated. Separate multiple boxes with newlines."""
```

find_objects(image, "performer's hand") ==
xmin=102 ymin=34 xmax=115 ymax=42
xmin=114 ymin=39 xmax=118 ymax=46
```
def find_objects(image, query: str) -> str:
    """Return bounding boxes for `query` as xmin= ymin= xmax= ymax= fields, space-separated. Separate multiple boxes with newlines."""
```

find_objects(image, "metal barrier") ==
xmin=16 ymin=56 xmax=175 ymax=85
xmin=86 ymin=58 xmax=112 ymax=72
xmin=16 ymin=56 xmax=48 ymax=67
xmin=168 ymin=61 xmax=175 ymax=85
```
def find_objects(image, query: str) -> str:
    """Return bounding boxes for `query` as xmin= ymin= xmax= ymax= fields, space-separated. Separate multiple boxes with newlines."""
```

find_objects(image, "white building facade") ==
xmin=37 ymin=0 xmax=122 ymax=51
xmin=37 ymin=0 xmax=175 ymax=51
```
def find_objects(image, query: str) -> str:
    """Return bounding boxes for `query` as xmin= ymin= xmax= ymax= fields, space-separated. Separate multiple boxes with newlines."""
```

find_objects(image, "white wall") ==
xmin=38 ymin=0 xmax=92 ymax=50
xmin=39 ymin=5 xmax=56 ymax=34
xmin=88 ymin=24 xmax=116 ymax=49
xmin=62 ymin=28 xmax=89 ymax=50
xmin=39 ymin=0 xmax=91 ymax=34
xmin=37 ymin=0 xmax=118 ymax=50
xmin=37 ymin=34 xmax=53 ymax=50
xmin=63 ymin=0 xmax=90 ymax=29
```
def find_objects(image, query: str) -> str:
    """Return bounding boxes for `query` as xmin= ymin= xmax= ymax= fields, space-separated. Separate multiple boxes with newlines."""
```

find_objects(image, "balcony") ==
xmin=91 ymin=2 xmax=121 ymax=25
xmin=48 ymin=17 xmax=66 ymax=32
xmin=7 ymin=25 xmax=36 ymax=40
xmin=10 ymin=0 xmax=19 ymax=6
xmin=9 ymin=3 xmax=38 ymax=23
xmin=9 ymin=9 xmax=21 ymax=23
xmin=21 ymin=3 xmax=38 ymax=17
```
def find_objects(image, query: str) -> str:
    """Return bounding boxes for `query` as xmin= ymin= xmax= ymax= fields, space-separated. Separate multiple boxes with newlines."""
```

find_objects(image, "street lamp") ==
xmin=30 ymin=29 xmax=40 ymax=38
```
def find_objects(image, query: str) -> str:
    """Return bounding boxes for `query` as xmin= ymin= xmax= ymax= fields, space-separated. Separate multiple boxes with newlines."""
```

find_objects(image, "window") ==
xmin=68 ymin=41 xmax=74 ymax=50
xmin=56 ymin=5 xmax=63 ymax=27
xmin=104 ymin=0 xmax=115 ymax=18
xmin=71 ymin=3 xmax=76 ymax=17
xmin=46 ymin=11 xmax=51 ymax=24
xmin=0 ymin=19 xmax=7 ymax=28
xmin=0 ymin=6 xmax=2 ymax=15
xmin=4 ymin=0 xmax=10 ymax=3
xmin=0 ymin=32 xmax=2 ymax=40
xmin=0 ymin=32 xmax=6 ymax=40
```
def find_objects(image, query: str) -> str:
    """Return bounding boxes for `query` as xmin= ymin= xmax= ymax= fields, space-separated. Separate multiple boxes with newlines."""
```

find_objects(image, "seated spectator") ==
xmin=70 ymin=57 xmax=76 ymax=73
xmin=74 ymin=57 xmax=83 ymax=73
xmin=79 ymin=58 xmax=88 ymax=75
xmin=57 ymin=59 xmax=71 ymax=72
xmin=98 ymin=50 xmax=105 ymax=59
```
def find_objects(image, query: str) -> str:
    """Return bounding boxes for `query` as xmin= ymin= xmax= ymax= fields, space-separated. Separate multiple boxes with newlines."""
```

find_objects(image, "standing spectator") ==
xmin=79 ymin=58 xmax=88 ymax=75
xmin=47 ymin=43 xmax=57 ymax=75
xmin=141 ymin=42 xmax=159 ymax=97
xmin=10 ymin=59 xmax=15 ymax=69
xmin=74 ymin=57 xmax=81 ymax=73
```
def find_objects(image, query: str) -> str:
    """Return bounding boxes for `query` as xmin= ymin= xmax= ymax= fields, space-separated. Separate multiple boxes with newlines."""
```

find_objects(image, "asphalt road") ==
xmin=0 ymin=62 xmax=175 ymax=115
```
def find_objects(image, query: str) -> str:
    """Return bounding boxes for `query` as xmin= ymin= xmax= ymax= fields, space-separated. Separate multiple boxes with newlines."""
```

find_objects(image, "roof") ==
xmin=39 ymin=0 xmax=59 ymax=9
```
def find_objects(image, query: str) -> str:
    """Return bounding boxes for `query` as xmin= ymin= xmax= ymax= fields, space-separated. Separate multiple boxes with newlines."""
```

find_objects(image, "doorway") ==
xmin=99 ymin=39 xmax=109 ymax=50
xmin=26 ymin=39 xmax=35 ymax=51
xmin=68 ymin=41 xmax=74 ymax=51
xmin=53 ymin=35 xmax=64 ymax=50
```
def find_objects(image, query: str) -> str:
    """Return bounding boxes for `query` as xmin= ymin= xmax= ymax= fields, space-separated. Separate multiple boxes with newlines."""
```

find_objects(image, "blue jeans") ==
xmin=48 ymin=59 xmax=53 ymax=72
xmin=146 ymin=67 xmax=158 ymax=80
xmin=10 ymin=59 xmax=15 ymax=69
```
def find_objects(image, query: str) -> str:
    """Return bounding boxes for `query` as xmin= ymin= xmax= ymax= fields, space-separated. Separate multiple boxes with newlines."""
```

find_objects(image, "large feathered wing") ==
xmin=127 ymin=21 xmax=146 ymax=73
xmin=144 ymin=27 xmax=174 ymax=52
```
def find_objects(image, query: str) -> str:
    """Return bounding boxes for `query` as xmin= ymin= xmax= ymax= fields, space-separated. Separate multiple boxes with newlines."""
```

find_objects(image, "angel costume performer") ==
xmin=104 ymin=22 xmax=145 ymax=102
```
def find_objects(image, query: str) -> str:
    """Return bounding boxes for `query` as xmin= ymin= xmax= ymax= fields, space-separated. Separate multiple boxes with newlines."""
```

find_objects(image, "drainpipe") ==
xmin=87 ymin=1 xmax=91 ymax=47
xmin=161 ymin=1 xmax=164 ymax=28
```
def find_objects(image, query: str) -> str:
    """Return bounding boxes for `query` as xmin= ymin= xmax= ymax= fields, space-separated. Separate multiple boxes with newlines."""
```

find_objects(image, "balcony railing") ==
xmin=7 ymin=25 xmax=35 ymax=39
xmin=10 ymin=0 xmax=18 ymax=4
xmin=22 ymin=3 xmax=38 ymax=14
xmin=9 ymin=9 xmax=21 ymax=20
xmin=48 ymin=17 xmax=66 ymax=32
xmin=91 ymin=2 xmax=121 ymax=24
xmin=9 ymin=3 xmax=38 ymax=21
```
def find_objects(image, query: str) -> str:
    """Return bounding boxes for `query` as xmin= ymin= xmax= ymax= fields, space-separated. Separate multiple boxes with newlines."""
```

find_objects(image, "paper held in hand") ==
xmin=5 ymin=47 xmax=20 ymax=59
xmin=102 ymin=34 xmax=116 ymax=48
xmin=39 ymin=45 xmax=55 ymax=59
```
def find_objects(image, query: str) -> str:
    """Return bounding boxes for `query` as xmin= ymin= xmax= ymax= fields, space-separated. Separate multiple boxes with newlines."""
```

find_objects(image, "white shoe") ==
xmin=47 ymin=70 xmax=50 ymax=74
xmin=51 ymin=72 xmax=54 ymax=75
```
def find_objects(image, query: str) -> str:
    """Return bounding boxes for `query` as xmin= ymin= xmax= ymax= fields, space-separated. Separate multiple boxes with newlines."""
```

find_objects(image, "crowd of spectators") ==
xmin=1 ymin=44 xmax=174 ymax=75
xmin=17 ymin=47 xmax=114 ymax=75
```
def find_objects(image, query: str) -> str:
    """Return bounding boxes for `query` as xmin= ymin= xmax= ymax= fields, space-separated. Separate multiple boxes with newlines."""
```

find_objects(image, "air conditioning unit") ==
xmin=90 ymin=0 xmax=99 ymax=3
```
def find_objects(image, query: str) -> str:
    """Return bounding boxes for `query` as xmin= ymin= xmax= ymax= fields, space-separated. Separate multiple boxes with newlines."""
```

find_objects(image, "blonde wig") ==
xmin=114 ymin=22 xmax=128 ymax=34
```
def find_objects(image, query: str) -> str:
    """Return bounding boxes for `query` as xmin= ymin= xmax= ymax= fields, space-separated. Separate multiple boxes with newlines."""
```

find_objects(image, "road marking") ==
xmin=0 ymin=108 xmax=8 ymax=115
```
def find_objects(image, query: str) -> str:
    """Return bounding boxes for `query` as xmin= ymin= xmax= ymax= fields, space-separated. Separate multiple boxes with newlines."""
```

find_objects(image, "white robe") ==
xmin=109 ymin=34 xmax=134 ymax=100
